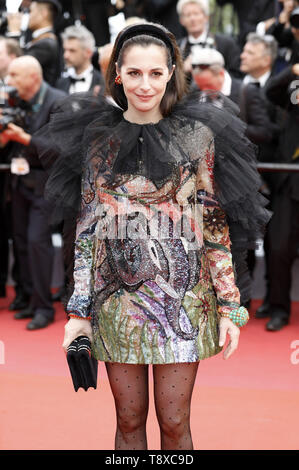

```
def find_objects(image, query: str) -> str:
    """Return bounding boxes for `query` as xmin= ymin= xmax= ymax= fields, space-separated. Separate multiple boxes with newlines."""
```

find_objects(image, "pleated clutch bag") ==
xmin=66 ymin=335 xmax=98 ymax=392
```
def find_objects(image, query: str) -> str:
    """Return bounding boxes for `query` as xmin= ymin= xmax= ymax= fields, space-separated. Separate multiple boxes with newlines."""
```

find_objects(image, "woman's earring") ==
xmin=115 ymin=75 xmax=122 ymax=85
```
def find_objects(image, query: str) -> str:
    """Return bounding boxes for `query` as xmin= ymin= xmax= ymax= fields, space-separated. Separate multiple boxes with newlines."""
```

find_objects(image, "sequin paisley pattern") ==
xmin=67 ymin=120 xmax=241 ymax=364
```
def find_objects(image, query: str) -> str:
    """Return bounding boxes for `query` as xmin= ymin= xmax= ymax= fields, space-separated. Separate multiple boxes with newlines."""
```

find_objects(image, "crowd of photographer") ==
xmin=0 ymin=0 xmax=298 ymax=332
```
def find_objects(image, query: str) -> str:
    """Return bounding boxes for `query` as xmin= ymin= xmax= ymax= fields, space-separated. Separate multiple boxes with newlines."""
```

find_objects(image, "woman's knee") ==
xmin=117 ymin=405 xmax=148 ymax=434
xmin=157 ymin=410 xmax=190 ymax=439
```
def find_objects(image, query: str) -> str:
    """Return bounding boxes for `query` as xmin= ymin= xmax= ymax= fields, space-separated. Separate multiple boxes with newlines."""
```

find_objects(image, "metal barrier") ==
xmin=1 ymin=163 xmax=299 ymax=172
xmin=257 ymin=163 xmax=299 ymax=173
xmin=0 ymin=164 xmax=10 ymax=171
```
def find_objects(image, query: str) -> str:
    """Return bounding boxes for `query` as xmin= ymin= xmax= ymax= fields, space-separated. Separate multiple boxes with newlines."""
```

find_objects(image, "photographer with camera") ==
xmin=0 ymin=55 xmax=66 ymax=330
xmin=267 ymin=1 xmax=299 ymax=64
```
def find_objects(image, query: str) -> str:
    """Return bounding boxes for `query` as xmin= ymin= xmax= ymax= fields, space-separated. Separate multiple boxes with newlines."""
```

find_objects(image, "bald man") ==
xmin=1 ymin=55 xmax=66 ymax=330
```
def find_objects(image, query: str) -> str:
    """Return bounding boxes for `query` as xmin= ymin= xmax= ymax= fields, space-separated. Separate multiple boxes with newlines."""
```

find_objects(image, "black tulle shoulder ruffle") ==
xmin=33 ymin=90 xmax=271 ymax=302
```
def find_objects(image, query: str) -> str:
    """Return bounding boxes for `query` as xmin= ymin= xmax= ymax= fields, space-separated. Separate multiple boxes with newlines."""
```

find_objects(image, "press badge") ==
xmin=11 ymin=157 xmax=30 ymax=175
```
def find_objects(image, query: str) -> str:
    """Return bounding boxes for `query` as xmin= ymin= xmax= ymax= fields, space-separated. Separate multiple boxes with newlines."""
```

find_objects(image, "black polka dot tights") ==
xmin=105 ymin=362 xmax=199 ymax=450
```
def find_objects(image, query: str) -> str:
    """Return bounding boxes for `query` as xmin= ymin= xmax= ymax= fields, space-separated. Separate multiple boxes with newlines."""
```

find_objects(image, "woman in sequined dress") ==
xmin=42 ymin=23 xmax=269 ymax=450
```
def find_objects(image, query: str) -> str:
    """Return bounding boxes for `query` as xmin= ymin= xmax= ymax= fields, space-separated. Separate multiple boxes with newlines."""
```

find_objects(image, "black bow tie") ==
xmin=188 ymin=41 xmax=207 ymax=47
xmin=69 ymin=76 xmax=86 ymax=84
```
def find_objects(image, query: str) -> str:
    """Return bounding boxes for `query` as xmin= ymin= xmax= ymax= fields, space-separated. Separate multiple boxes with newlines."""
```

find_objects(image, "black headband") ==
xmin=115 ymin=23 xmax=176 ymax=63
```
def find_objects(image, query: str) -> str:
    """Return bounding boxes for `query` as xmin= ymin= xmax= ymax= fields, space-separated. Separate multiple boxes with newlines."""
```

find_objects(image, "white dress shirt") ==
xmin=243 ymin=70 xmax=271 ymax=88
xmin=67 ymin=65 xmax=94 ymax=94
xmin=221 ymin=70 xmax=232 ymax=96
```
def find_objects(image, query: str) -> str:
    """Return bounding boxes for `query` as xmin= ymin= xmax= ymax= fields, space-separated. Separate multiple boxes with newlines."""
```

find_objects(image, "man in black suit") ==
xmin=56 ymin=24 xmax=104 ymax=96
xmin=240 ymin=33 xmax=285 ymax=325
xmin=240 ymin=33 xmax=281 ymax=157
xmin=176 ymin=0 xmax=241 ymax=81
xmin=22 ymin=0 xmax=63 ymax=86
xmin=262 ymin=63 xmax=299 ymax=331
xmin=0 ymin=55 xmax=66 ymax=330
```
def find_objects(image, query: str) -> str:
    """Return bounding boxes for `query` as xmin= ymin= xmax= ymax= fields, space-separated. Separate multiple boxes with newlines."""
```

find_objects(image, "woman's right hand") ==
xmin=62 ymin=318 xmax=93 ymax=352
xmin=219 ymin=317 xmax=240 ymax=360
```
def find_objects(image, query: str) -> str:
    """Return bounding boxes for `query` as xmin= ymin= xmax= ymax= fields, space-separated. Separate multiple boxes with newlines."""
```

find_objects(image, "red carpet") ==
xmin=1 ymin=286 xmax=299 ymax=450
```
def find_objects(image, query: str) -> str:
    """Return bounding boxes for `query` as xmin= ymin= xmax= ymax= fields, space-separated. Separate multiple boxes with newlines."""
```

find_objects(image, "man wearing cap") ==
xmin=176 ymin=0 xmax=241 ymax=82
xmin=191 ymin=47 xmax=275 ymax=152
xmin=23 ymin=0 xmax=62 ymax=86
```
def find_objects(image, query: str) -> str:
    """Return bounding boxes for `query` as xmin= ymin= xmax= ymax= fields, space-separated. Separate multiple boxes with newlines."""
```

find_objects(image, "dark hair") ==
xmin=105 ymin=23 xmax=186 ymax=116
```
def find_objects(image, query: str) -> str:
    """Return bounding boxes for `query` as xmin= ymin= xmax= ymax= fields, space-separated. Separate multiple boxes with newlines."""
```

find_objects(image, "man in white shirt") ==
xmin=56 ymin=24 xmax=104 ymax=95
xmin=241 ymin=33 xmax=285 ymax=324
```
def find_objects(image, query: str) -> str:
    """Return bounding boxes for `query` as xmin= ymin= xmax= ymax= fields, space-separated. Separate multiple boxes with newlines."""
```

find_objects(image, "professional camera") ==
xmin=0 ymin=86 xmax=27 ymax=132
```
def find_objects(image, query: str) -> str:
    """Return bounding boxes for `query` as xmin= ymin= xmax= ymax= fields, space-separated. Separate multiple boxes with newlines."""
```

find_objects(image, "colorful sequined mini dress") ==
xmin=38 ymin=92 xmax=270 ymax=364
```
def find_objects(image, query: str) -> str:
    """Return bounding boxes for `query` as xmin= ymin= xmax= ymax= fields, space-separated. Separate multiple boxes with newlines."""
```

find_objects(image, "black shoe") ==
xmin=266 ymin=316 xmax=289 ymax=331
xmin=9 ymin=293 xmax=30 ymax=311
xmin=26 ymin=314 xmax=53 ymax=330
xmin=255 ymin=301 xmax=270 ymax=319
xmin=14 ymin=306 xmax=34 ymax=319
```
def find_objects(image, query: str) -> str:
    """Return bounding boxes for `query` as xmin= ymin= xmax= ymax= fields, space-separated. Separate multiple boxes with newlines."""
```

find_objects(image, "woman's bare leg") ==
xmin=153 ymin=362 xmax=199 ymax=450
xmin=105 ymin=362 xmax=149 ymax=450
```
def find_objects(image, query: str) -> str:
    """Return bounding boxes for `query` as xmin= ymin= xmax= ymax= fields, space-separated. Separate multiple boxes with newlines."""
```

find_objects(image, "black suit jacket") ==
xmin=56 ymin=68 xmax=105 ymax=95
xmin=11 ymin=83 xmax=67 ymax=196
xmin=226 ymin=78 xmax=277 ymax=146
xmin=239 ymin=81 xmax=278 ymax=147
xmin=24 ymin=34 xmax=62 ymax=86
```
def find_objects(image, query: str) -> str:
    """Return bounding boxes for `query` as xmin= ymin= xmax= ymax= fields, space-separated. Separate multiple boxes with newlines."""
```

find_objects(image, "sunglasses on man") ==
xmin=191 ymin=64 xmax=211 ymax=71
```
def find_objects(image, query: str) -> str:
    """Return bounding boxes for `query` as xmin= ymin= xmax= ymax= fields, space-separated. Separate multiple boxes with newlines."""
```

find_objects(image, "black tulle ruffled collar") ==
xmin=82 ymin=102 xmax=190 ymax=189
xmin=111 ymin=113 xmax=181 ymax=188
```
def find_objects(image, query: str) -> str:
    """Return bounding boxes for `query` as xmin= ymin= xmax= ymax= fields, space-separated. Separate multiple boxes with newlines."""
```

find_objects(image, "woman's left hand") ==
xmin=219 ymin=317 xmax=240 ymax=360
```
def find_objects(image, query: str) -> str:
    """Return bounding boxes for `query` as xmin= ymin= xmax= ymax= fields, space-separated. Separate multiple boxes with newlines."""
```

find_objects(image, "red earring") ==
xmin=115 ymin=75 xmax=122 ymax=85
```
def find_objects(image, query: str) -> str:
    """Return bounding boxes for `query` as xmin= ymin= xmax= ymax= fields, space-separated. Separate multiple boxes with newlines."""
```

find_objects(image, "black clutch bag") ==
xmin=66 ymin=335 xmax=98 ymax=392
